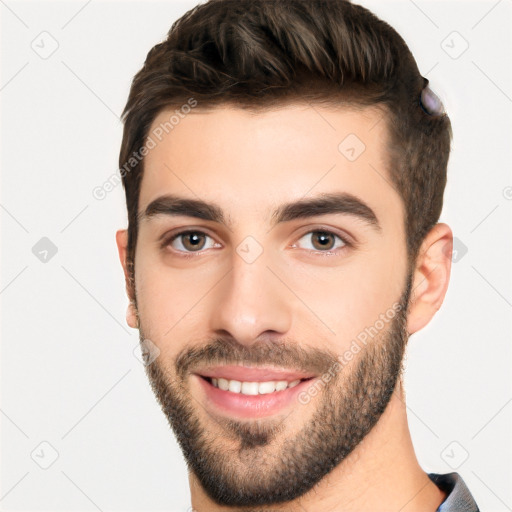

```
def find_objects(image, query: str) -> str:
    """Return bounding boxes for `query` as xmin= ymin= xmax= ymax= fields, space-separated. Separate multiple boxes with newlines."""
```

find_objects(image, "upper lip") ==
xmin=194 ymin=365 xmax=316 ymax=382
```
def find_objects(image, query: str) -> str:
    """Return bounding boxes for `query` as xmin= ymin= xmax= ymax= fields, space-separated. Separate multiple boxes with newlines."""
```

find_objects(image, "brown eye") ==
xmin=167 ymin=231 xmax=216 ymax=252
xmin=181 ymin=232 xmax=206 ymax=251
xmin=295 ymin=230 xmax=347 ymax=252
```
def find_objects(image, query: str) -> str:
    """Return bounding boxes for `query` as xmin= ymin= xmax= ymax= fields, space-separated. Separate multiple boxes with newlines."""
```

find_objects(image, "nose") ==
xmin=208 ymin=251 xmax=293 ymax=346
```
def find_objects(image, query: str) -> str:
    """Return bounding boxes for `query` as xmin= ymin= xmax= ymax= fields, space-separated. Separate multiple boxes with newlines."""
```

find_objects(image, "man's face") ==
xmin=129 ymin=104 xmax=412 ymax=507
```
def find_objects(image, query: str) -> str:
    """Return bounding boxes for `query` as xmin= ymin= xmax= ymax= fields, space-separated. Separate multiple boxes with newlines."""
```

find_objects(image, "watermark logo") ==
xmin=443 ymin=236 xmax=468 ymax=263
xmin=236 ymin=236 xmax=264 ymax=264
xmin=31 ymin=31 xmax=59 ymax=60
xmin=32 ymin=237 xmax=58 ymax=263
xmin=440 ymin=440 xmax=469 ymax=469
xmin=441 ymin=31 xmax=469 ymax=60
xmin=133 ymin=338 xmax=160 ymax=366
xmin=30 ymin=441 xmax=59 ymax=469
xmin=338 ymin=133 xmax=366 ymax=162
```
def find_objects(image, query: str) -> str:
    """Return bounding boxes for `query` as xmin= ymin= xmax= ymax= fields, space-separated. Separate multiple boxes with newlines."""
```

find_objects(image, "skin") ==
xmin=116 ymin=103 xmax=453 ymax=511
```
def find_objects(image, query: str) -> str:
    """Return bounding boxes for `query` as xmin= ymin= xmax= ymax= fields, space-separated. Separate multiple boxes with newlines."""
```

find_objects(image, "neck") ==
xmin=189 ymin=378 xmax=447 ymax=512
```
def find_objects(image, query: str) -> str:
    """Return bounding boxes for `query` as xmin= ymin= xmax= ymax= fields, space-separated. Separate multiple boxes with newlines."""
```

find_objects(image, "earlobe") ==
xmin=116 ymin=229 xmax=139 ymax=329
xmin=126 ymin=302 xmax=139 ymax=329
xmin=406 ymin=223 xmax=453 ymax=335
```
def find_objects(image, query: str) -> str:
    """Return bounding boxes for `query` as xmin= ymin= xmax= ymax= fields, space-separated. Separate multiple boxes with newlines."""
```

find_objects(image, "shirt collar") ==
xmin=428 ymin=472 xmax=480 ymax=512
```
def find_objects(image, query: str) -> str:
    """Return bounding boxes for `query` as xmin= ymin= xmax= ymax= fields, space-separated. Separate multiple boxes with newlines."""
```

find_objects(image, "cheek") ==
xmin=279 ymin=244 xmax=405 ymax=348
xmin=133 ymin=248 xmax=223 ymax=340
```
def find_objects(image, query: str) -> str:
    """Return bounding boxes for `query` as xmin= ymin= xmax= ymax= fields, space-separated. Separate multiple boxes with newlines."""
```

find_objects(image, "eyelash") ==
xmin=160 ymin=228 xmax=352 ymax=259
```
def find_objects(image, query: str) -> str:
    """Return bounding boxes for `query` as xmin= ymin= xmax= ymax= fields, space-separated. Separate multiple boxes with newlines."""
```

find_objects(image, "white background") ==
xmin=1 ymin=0 xmax=511 ymax=510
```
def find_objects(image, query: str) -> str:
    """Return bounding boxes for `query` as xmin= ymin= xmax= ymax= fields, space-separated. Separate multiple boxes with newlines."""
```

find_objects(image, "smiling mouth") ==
xmin=199 ymin=375 xmax=314 ymax=395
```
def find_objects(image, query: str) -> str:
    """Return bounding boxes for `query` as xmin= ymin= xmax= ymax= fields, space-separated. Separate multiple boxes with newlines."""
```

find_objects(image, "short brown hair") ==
xmin=119 ymin=0 xmax=452 ymax=299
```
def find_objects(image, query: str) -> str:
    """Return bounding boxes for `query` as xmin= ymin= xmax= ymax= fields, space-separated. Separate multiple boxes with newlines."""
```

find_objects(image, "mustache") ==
xmin=174 ymin=336 xmax=339 ymax=381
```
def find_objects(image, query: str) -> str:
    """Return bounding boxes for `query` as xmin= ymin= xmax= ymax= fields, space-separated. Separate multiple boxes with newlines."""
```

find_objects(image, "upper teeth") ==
xmin=211 ymin=378 xmax=302 ymax=395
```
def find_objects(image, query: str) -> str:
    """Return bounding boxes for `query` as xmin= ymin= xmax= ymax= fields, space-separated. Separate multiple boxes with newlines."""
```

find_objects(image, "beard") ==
xmin=139 ymin=270 xmax=413 ymax=509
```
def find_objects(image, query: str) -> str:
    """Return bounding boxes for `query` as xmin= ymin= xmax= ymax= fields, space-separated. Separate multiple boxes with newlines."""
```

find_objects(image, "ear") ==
xmin=407 ymin=223 xmax=453 ymax=335
xmin=115 ymin=229 xmax=138 ymax=329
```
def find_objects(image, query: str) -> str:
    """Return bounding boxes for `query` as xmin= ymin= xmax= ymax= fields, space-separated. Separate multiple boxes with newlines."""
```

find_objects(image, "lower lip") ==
xmin=194 ymin=375 xmax=315 ymax=419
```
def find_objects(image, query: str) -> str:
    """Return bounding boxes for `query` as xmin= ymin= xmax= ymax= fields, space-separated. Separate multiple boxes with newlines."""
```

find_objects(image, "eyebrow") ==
xmin=137 ymin=192 xmax=381 ymax=232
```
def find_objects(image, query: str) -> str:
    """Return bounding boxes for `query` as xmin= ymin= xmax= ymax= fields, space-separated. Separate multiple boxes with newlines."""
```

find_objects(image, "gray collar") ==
xmin=428 ymin=472 xmax=480 ymax=512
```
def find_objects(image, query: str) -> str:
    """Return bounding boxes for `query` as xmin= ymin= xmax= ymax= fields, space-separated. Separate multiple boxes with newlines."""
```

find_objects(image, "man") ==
xmin=115 ymin=0 xmax=480 ymax=510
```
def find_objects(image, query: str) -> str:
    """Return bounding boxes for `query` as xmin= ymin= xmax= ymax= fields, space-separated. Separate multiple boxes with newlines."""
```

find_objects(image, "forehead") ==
xmin=139 ymin=103 xmax=402 ymax=229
